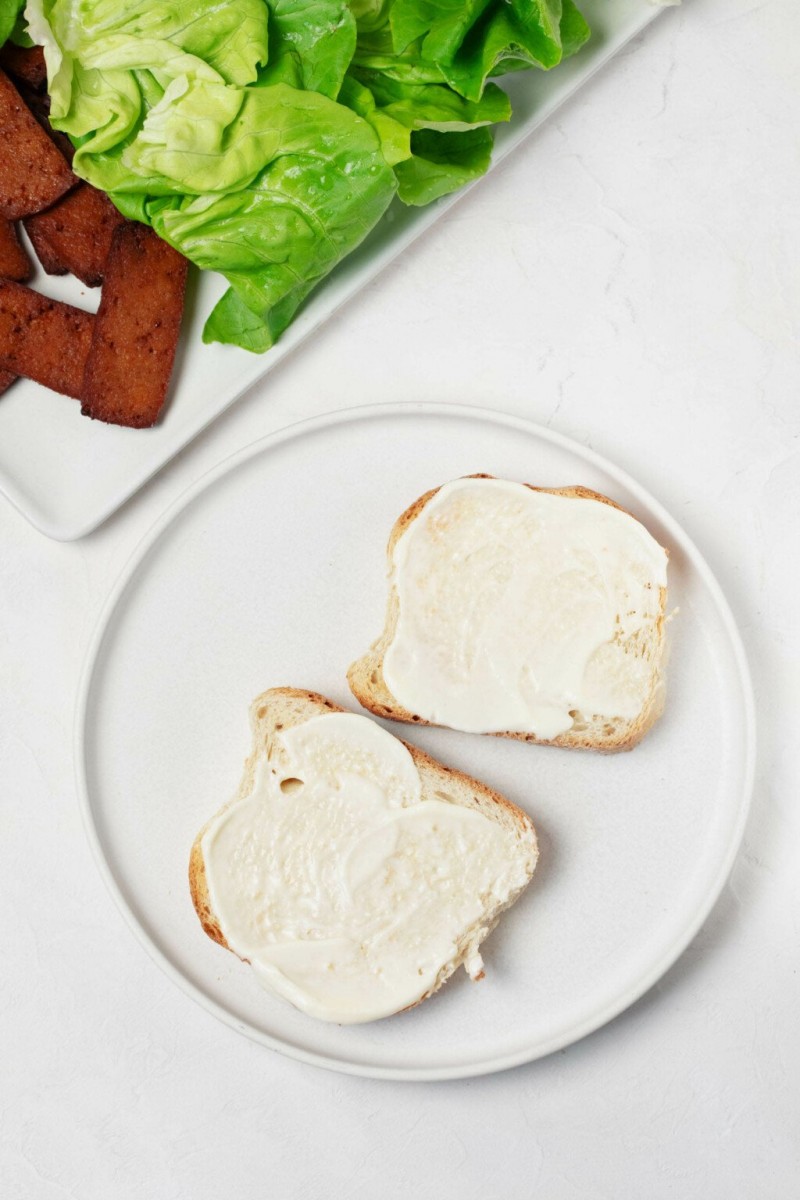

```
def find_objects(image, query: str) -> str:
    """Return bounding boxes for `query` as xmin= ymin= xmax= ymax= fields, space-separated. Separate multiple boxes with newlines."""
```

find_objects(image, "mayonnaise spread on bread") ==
xmin=201 ymin=713 xmax=532 ymax=1023
xmin=382 ymin=478 xmax=668 ymax=739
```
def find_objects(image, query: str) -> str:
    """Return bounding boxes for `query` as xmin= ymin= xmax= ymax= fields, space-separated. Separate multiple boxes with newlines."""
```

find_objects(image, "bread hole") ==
xmin=434 ymin=791 xmax=456 ymax=804
xmin=256 ymin=706 xmax=267 ymax=719
xmin=568 ymin=709 xmax=589 ymax=734
xmin=279 ymin=777 xmax=304 ymax=795
xmin=370 ymin=671 xmax=379 ymax=685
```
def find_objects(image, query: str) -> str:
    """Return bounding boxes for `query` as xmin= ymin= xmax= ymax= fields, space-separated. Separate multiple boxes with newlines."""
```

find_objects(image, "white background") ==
xmin=1 ymin=0 xmax=798 ymax=1195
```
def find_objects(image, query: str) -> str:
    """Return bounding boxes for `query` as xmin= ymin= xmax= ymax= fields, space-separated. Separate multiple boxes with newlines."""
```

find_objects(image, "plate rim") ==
xmin=73 ymin=401 xmax=757 ymax=1081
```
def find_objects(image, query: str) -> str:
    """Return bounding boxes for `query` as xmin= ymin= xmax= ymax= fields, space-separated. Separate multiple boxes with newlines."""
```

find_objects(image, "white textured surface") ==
xmin=1 ymin=0 xmax=797 ymax=1193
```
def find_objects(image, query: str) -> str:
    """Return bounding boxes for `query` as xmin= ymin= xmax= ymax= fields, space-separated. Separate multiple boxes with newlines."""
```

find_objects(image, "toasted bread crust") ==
xmin=189 ymin=688 xmax=537 ymax=1015
xmin=347 ymin=477 xmax=667 ymax=753
xmin=188 ymin=839 xmax=230 ymax=952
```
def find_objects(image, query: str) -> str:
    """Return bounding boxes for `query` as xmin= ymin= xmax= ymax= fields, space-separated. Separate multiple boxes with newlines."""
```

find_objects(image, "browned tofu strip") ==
xmin=0 ymin=44 xmax=47 ymax=92
xmin=0 ymin=69 xmax=75 ymax=220
xmin=0 ymin=217 xmax=31 ymax=281
xmin=25 ymin=219 xmax=68 ymax=275
xmin=82 ymin=223 xmax=188 ymax=428
xmin=0 ymin=279 xmax=93 ymax=398
xmin=0 ymin=367 xmax=16 ymax=396
xmin=25 ymin=184 xmax=126 ymax=286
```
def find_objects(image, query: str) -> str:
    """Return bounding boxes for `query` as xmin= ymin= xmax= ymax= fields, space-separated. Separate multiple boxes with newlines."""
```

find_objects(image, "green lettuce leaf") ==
xmin=560 ymin=0 xmax=593 ymax=58
xmin=389 ymin=0 xmax=497 ymax=59
xmin=350 ymin=68 xmax=510 ymax=129
xmin=203 ymin=287 xmax=278 ymax=353
xmin=341 ymin=67 xmax=508 ymax=200
xmin=26 ymin=0 xmax=270 ymax=188
xmin=353 ymin=0 xmax=590 ymax=101
xmin=28 ymin=0 xmax=268 ymax=102
xmin=266 ymin=0 xmax=356 ymax=99
xmin=0 ymin=0 xmax=25 ymax=46
xmin=142 ymin=81 xmax=397 ymax=345
xmin=338 ymin=73 xmax=411 ymax=164
xmin=394 ymin=126 xmax=493 ymax=204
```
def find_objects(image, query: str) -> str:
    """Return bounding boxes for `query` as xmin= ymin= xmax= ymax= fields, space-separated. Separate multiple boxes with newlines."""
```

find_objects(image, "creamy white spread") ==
xmin=201 ymin=712 xmax=535 ymax=1023
xmin=382 ymin=478 xmax=668 ymax=738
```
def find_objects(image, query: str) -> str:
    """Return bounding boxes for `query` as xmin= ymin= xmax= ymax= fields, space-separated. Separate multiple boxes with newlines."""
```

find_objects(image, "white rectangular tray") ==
xmin=0 ymin=0 xmax=663 ymax=540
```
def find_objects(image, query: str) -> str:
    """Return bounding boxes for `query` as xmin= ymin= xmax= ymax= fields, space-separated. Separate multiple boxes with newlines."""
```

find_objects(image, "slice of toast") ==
xmin=190 ymin=688 xmax=538 ymax=1024
xmin=348 ymin=477 xmax=669 ymax=752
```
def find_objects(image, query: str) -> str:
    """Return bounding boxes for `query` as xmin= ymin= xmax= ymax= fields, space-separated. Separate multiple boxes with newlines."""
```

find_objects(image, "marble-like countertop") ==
xmin=1 ymin=1 xmax=797 ymax=1196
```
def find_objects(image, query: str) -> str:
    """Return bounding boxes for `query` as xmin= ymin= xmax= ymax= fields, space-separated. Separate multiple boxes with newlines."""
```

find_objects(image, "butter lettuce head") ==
xmin=23 ymin=0 xmax=588 ymax=351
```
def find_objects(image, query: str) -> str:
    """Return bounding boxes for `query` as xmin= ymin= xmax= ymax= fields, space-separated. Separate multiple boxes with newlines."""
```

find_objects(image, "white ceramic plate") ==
xmin=0 ymin=0 xmax=664 ymax=541
xmin=75 ymin=403 xmax=755 ymax=1080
